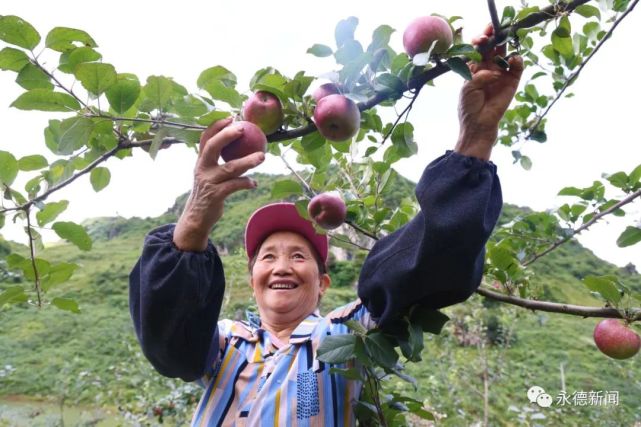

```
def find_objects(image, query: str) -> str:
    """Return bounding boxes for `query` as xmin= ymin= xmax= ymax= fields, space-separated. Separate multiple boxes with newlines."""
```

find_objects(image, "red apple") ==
xmin=403 ymin=16 xmax=453 ymax=58
xmin=220 ymin=121 xmax=267 ymax=163
xmin=312 ymin=83 xmax=341 ymax=103
xmin=593 ymin=318 xmax=641 ymax=360
xmin=243 ymin=91 xmax=283 ymax=135
xmin=308 ymin=192 xmax=347 ymax=230
xmin=313 ymin=94 xmax=360 ymax=142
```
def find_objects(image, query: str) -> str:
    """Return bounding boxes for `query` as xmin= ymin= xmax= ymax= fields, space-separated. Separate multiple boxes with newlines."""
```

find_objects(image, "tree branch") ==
xmin=25 ymin=208 xmax=42 ymax=308
xmin=526 ymin=0 xmax=640 ymax=139
xmin=476 ymin=286 xmax=641 ymax=322
xmin=524 ymin=187 xmax=641 ymax=266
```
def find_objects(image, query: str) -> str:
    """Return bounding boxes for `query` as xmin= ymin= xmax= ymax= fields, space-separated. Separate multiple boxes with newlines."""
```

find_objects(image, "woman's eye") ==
xmin=262 ymin=254 xmax=275 ymax=260
xmin=293 ymin=253 xmax=305 ymax=259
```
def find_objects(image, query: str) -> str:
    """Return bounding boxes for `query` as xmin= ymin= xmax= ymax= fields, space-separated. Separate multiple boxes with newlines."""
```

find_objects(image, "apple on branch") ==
xmin=243 ymin=90 xmax=284 ymax=135
xmin=220 ymin=121 xmax=267 ymax=163
xmin=313 ymin=94 xmax=361 ymax=142
xmin=308 ymin=192 xmax=347 ymax=230
xmin=403 ymin=15 xmax=453 ymax=58
xmin=312 ymin=82 xmax=341 ymax=103
xmin=593 ymin=318 xmax=641 ymax=360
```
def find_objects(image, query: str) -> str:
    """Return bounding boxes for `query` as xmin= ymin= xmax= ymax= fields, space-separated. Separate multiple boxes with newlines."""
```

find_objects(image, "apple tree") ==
xmin=0 ymin=0 xmax=640 ymax=424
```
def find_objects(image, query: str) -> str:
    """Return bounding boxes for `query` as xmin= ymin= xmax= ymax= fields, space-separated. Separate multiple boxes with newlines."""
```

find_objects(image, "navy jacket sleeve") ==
xmin=358 ymin=150 xmax=502 ymax=326
xmin=129 ymin=224 xmax=224 ymax=382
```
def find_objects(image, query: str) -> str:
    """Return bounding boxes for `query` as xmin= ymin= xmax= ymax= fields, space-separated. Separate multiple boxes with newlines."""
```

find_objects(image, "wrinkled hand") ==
xmin=173 ymin=118 xmax=265 ymax=251
xmin=455 ymin=25 xmax=524 ymax=161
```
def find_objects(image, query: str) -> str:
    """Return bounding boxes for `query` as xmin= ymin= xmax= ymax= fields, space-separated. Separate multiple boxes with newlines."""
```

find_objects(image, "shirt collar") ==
xmin=230 ymin=310 xmax=322 ymax=345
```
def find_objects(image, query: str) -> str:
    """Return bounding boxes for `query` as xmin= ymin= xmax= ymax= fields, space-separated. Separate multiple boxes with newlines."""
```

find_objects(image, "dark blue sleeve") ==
xmin=357 ymin=150 xmax=502 ymax=326
xmin=129 ymin=224 xmax=224 ymax=382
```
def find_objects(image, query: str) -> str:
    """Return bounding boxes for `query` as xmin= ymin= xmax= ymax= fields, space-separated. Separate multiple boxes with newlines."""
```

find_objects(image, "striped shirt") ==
xmin=191 ymin=300 xmax=375 ymax=426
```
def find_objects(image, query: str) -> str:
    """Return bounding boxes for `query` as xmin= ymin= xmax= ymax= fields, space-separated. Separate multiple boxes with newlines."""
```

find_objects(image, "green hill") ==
xmin=1 ymin=171 xmax=640 ymax=426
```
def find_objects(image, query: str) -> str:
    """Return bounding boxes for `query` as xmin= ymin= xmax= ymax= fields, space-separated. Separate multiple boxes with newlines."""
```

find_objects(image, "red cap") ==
xmin=244 ymin=202 xmax=329 ymax=263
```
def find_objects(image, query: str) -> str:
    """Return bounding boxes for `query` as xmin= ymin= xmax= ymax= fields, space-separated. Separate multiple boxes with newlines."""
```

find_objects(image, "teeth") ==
xmin=270 ymin=283 xmax=296 ymax=289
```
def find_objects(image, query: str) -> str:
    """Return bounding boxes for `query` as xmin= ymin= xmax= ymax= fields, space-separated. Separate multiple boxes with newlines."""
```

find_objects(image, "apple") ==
xmin=403 ymin=16 xmax=453 ymax=58
xmin=313 ymin=94 xmax=361 ymax=142
xmin=243 ymin=91 xmax=283 ymax=135
xmin=308 ymin=192 xmax=347 ymax=230
xmin=593 ymin=318 xmax=641 ymax=359
xmin=220 ymin=121 xmax=267 ymax=163
xmin=312 ymin=83 xmax=341 ymax=103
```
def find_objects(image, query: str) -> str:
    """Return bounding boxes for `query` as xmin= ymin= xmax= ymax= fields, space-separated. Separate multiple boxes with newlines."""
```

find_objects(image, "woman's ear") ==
xmin=319 ymin=273 xmax=331 ymax=297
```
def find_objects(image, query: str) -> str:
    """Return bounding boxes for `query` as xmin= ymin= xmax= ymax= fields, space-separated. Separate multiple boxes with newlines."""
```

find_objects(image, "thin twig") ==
xmin=527 ymin=0 xmax=640 ymax=139
xmin=33 ymin=58 xmax=88 ymax=110
xmin=477 ymin=286 xmax=641 ymax=321
xmin=524 ymin=187 xmax=641 ymax=266
xmin=24 ymin=207 xmax=42 ymax=308
xmin=379 ymin=87 xmax=421 ymax=146
xmin=278 ymin=153 xmax=315 ymax=197
xmin=91 ymin=114 xmax=205 ymax=131
xmin=328 ymin=232 xmax=371 ymax=251
xmin=0 ymin=145 xmax=120 ymax=214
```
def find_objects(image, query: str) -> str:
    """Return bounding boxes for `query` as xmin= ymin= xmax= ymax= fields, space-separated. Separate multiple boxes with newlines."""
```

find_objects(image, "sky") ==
xmin=0 ymin=0 xmax=639 ymax=269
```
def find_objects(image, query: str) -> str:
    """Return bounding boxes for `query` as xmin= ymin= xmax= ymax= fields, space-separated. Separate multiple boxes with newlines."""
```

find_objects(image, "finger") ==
xmin=198 ymin=124 xmax=245 ymax=169
xmin=507 ymin=55 xmax=525 ymax=79
xmin=472 ymin=35 xmax=489 ymax=46
xmin=199 ymin=117 xmax=233 ymax=153
xmin=211 ymin=151 xmax=265 ymax=183
xmin=467 ymin=69 xmax=502 ymax=90
xmin=218 ymin=177 xmax=258 ymax=198
xmin=484 ymin=23 xmax=494 ymax=37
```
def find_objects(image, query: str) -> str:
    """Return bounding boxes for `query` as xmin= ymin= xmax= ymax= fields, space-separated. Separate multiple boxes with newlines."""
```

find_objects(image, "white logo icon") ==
xmin=527 ymin=386 xmax=545 ymax=403
xmin=527 ymin=385 xmax=553 ymax=407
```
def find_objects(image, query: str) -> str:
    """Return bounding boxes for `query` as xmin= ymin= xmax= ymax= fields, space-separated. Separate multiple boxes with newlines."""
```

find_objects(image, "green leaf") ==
xmin=391 ymin=122 xmax=417 ymax=158
xmin=317 ymin=334 xmax=357 ymax=363
xmin=335 ymin=16 xmax=358 ymax=48
xmin=142 ymin=75 xmax=174 ymax=111
xmin=18 ymin=257 xmax=51 ymax=281
xmin=410 ymin=306 xmax=450 ymax=334
xmin=616 ymin=226 xmax=641 ymax=248
xmin=530 ymin=130 xmax=547 ymax=143
xmin=90 ymin=167 xmax=110 ymax=192
xmin=45 ymin=27 xmax=96 ymax=52
xmin=199 ymin=79 xmax=243 ymax=108
xmin=344 ymin=319 xmax=368 ymax=336
xmin=251 ymin=73 xmax=289 ymax=101
xmin=18 ymin=154 xmax=48 ymax=171
xmin=552 ymin=31 xmax=574 ymax=59
xmin=58 ymin=46 xmax=102 ymax=74
xmin=15 ymin=63 xmax=52 ymax=90
xmin=51 ymin=297 xmax=80 ymax=313
xmin=446 ymin=44 xmax=482 ymax=62
xmin=75 ymin=62 xmax=117 ymax=95
xmin=0 ymin=16 xmax=40 ymax=50
xmin=629 ymin=164 xmax=641 ymax=185
xmin=148 ymin=128 xmax=169 ymax=160
xmin=36 ymin=200 xmax=69 ymax=226
xmin=364 ymin=332 xmax=398 ymax=368
xmin=520 ymin=155 xmax=532 ymax=170
xmin=307 ymin=44 xmax=333 ymax=57
xmin=446 ymin=57 xmax=472 ymax=80
xmin=197 ymin=65 xmax=237 ymax=88
xmin=294 ymin=199 xmax=310 ymax=221
xmin=583 ymin=276 xmax=622 ymax=304
xmin=0 ymin=151 xmax=19 ymax=186
xmin=58 ymin=117 xmax=94 ymax=154
xmin=0 ymin=47 xmax=30 ymax=71
xmin=11 ymin=89 xmax=80 ymax=112
xmin=197 ymin=110 xmax=231 ymax=126
xmin=42 ymin=262 xmax=78 ymax=291
xmin=173 ymin=95 xmax=208 ymax=117
xmin=0 ymin=286 xmax=27 ymax=308
xmin=52 ymin=221 xmax=92 ymax=251
xmin=575 ymin=4 xmax=601 ymax=19
xmin=271 ymin=179 xmax=303 ymax=200
xmin=106 ymin=73 xmax=141 ymax=114
xmin=368 ymin=25 xmax=395 ymax=52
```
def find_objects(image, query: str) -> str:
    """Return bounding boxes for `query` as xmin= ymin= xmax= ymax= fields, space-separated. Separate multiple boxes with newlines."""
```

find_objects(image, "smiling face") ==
xmin=250 ymin=231 xmax=331 ymax=327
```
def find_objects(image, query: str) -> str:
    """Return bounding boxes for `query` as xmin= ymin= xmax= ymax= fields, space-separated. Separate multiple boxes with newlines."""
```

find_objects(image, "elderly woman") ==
xmin=129 ymin=46 xmax=523 ymax=425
